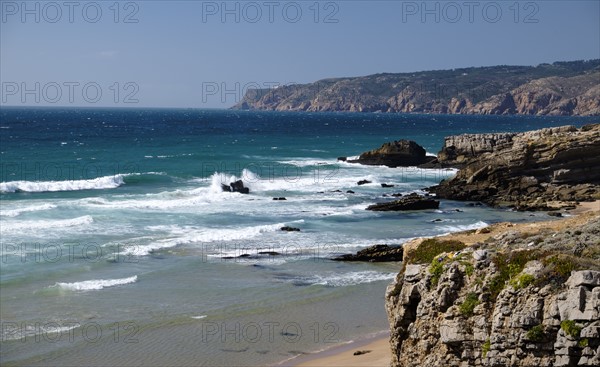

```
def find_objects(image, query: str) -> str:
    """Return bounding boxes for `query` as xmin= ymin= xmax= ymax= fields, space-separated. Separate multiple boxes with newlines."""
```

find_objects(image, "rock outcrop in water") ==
xmin=232 ymin=60 xmax=600 ymax=116
xmin=385 ymin=216 xmax=600 ymax=367
xmin=428 ymin=124 xmax=600 ymax=210
xmin=333 ymin=244 xmax=404 ymax=262
xmin=348 ymin=140 xmax=433 ymax=167
xmin=367 ymin=193 xmax=440 ymax=212
xmin=221 ymin=180 xmax=250 ymax=194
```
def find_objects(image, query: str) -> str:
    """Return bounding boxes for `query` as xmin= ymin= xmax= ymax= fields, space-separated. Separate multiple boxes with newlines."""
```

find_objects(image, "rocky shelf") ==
xmin=428 ymin=124 xmax=600 ymax=210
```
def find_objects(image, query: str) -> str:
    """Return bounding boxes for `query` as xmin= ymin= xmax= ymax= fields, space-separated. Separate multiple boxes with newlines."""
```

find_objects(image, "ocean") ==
xmin=1 ymin=107 xmax=597 ymax=366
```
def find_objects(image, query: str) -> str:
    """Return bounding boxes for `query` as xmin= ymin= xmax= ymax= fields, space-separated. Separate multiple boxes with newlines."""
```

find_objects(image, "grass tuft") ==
xmin=459 ymin=292 xmax=480 ymax=317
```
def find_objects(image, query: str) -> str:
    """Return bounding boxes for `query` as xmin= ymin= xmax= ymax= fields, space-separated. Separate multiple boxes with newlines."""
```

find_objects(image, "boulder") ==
xmin=230 ymin=180 xmax=249 ymax=194
xmin=222 ymin=180 xmax=250 ymax=194
xmin=348 ymin=140 xmax=432 ymax=167
xmin=567 ymin=271 xmax=600 ymax=288
xmin=280 ymin=226 xmax=300 ymax=232
xmin=357 ymin=180 xmax=372 ymax=186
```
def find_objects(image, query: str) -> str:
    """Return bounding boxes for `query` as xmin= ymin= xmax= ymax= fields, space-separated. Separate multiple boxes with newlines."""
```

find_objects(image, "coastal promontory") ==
xmin=233 ymin=60 xmax=600 ymax=116
xmin=428 ymin=124 xmax=600 ymax=210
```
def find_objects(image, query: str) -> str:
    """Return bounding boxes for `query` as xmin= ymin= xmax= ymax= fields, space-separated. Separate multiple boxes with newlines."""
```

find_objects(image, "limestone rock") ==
xmin=386 ymin=217 xmax=600 ymax=367
xmin=429 ymin=124 xmax=600 ymax=209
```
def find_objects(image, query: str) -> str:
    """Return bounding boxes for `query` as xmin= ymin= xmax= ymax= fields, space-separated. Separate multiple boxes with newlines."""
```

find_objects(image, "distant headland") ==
xmin=232 ymin=60 xmax=600 ymax=116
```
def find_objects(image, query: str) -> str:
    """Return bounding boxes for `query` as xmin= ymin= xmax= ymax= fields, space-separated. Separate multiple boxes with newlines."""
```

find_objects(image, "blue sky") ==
xmin=1 ymin=0 xmax=599 ymax=108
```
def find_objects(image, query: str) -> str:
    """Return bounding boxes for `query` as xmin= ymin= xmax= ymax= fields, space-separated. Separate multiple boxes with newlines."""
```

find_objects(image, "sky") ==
xmin=1 ymin=0 xmax=599 ymax=108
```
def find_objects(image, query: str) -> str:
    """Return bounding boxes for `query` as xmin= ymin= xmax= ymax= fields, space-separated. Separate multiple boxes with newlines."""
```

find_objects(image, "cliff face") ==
xmin=385 ymin=217 xmax=600 ymax=367
xmin=430 ymin=124 xmax=600 ymax=210
xmin=232 ymin=60 xmax=600 ymax=116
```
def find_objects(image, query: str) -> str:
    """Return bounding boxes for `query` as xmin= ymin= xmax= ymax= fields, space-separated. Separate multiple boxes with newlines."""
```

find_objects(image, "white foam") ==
xmin=0 ymin=175 xmax=125 ymax=193
xmin=54 ymin=276 xmax=137 ymax=291
xmin=294 ymin=271 xmax=396 ymax=287
xmin=277 ymin=158 xmax=338 ymax=167
xmin=121 ymin=221 xmax=302 ymax=256
xmin=191 ymin=315 xmax=207 ymax=319
xmin=0 ymin=203 xmax=57 ymax=217
xmin=0 ymin=215 xmax=93 ymax=233
xmin=437 ymin=221 xmax=489 ymax=234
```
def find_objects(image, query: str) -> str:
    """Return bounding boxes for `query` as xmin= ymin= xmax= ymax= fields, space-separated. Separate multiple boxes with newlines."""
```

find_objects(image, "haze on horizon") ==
xmin=1 ymin=0 xmax=599 ymax=108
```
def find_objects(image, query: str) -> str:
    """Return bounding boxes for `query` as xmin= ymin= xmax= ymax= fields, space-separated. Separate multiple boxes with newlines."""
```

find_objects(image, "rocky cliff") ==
xmin=385 ymin=215 xmax=600 ymax=367
xmin=232 ymin=60 xmax=600 ymax=116
xmin=429 ymin=124 xmax=600 ymax=210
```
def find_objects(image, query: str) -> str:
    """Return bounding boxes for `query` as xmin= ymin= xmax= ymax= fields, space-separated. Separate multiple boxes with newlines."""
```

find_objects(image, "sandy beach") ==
xmin=284 ymin=335 xmax=390 ymax=367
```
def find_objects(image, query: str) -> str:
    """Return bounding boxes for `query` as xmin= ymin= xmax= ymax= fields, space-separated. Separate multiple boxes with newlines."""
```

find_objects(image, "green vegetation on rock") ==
xmin=459 ymin=292 xmax=480 ymax=317
xmin=429 ymin=258 xmax=444 ymax=287
xmin=489 ymin=250 xmax=539 ymax=299
xmin=482 ymin=339 xmax=491 ymax=358
xmin=561 ymin=320 xmax=582 ymax=339
xmin=510 ymin=273 xmax=536 ymax=290
xmin=526 ymin=325 xmax=545 ymax=341
xmin=406 ymin=239 xmax=466 ymax=264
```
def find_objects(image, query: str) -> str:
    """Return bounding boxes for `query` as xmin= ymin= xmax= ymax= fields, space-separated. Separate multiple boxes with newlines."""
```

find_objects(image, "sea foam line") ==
xmin=0 ymin=203 xmax=57 ymax=217
xmin=0 ymin=215 xmax=93 ymax=233
xmin=289 ymin=271 xmax=396 ymax=287
xmin=53 ymin=276 xmax=138 ymax=291
xmin=0 ymin=175 xmax=125 ymax=193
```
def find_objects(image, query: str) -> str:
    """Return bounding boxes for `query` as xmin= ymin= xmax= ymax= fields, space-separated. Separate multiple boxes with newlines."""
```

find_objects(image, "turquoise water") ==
xmin=1 ymin=108 xmax=597 ymax=366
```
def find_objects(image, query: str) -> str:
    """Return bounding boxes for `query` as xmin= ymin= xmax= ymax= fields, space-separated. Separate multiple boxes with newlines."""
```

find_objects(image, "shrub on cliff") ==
xmin=405 ymin=239 xmax=466 ymax=264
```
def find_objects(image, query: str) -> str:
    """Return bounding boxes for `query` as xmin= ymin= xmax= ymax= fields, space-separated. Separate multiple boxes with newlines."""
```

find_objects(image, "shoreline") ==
xmin=281 ymin=200 xmax=600 ymax=367
xmin=277 ymin=331 xmax=390 ymax=367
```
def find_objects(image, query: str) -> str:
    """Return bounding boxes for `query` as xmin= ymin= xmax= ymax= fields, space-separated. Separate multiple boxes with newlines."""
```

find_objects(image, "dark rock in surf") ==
xmin=221 ymin=180 xmax=250 ymax=194
xmin=333 ymin=244 xmax=403 ymax=262
xmin=230 ymin=180 xmax=250 ymax=194
xmin=281 ymin=226 xmax=300 ymax=232
xmin=366 ymin=193 xmax=440 ymax=211
xmin=357 ymin=180 xmax=372 ymax=186
xmin=258 ymin=251 xmax=281 ymax=256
